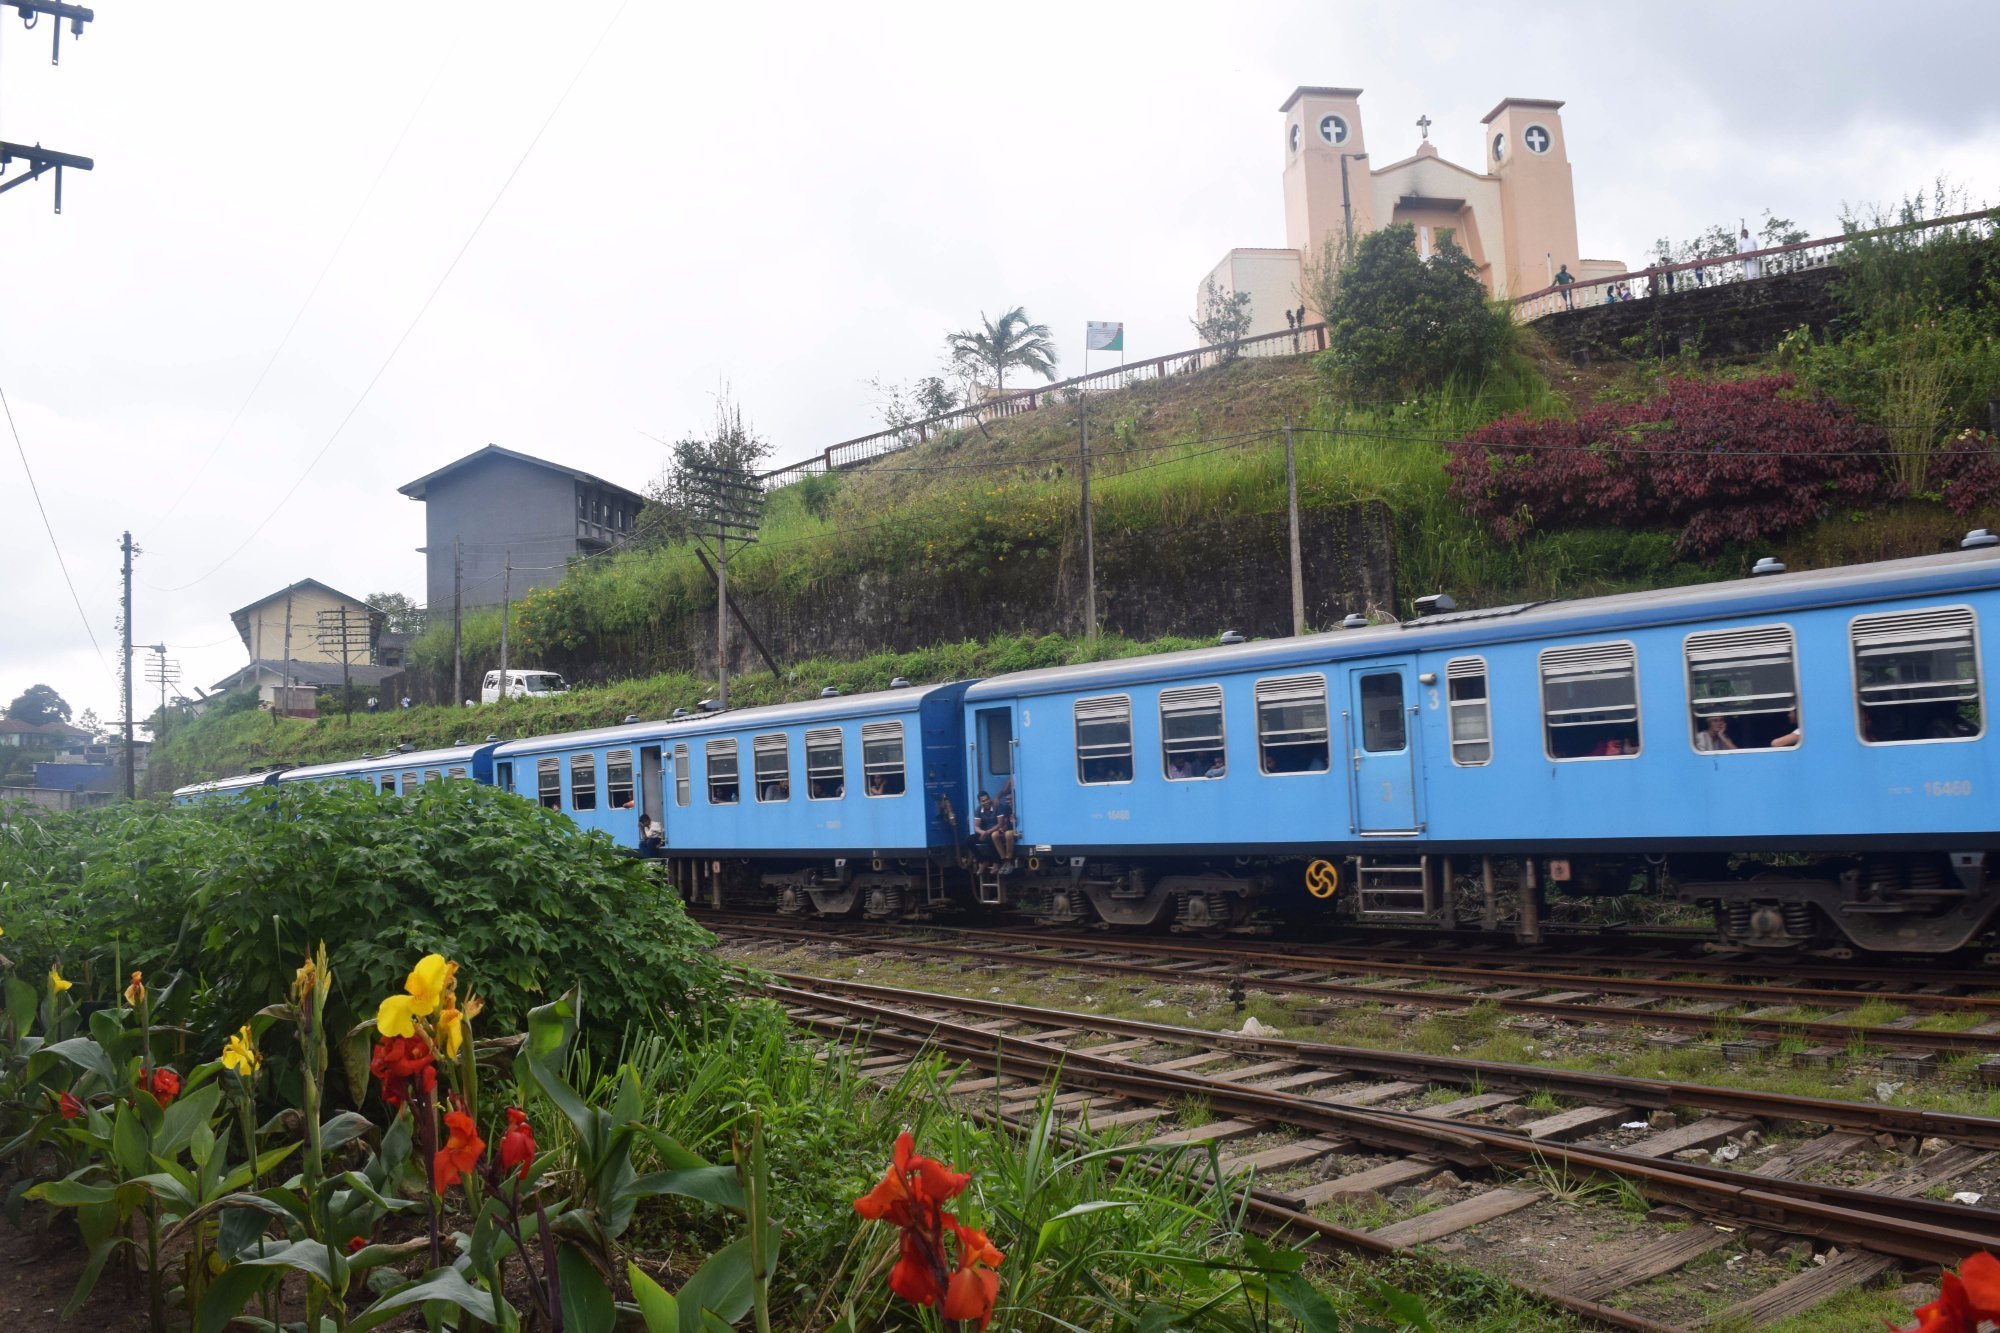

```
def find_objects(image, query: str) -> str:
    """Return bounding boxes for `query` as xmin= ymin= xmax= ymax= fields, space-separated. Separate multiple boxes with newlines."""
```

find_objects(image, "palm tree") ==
xmin=946 ymin=307 xmax=1060 ymax=398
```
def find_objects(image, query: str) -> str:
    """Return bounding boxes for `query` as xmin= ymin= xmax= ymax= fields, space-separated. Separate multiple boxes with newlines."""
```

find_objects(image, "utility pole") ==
xmin=1079 ymin=384 xmax=1097 ymax=639
xmin=315 ymin=607 xmax=369 ymax=722
xmin=0 ymin=1 xmax=97 ymax=215
xmin=281 ymin=585 xmax=295 ymax=713
xmin=1284 ymin=416 xmax=1305 ymax=636
xmin=143 ymin=645 xmax=179 ymax=743
xmin=684 ymin=463 xmax=764 ymax=708
xmin=119 ymin=530 xmax=134 ymax=799
xmin=499 ymin=551 xmax=511 ymax=682
xmin=451 ymin=536 xmax=463 ymax=708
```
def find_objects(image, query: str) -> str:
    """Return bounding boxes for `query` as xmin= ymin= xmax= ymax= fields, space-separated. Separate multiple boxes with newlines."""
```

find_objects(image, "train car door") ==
xmin=1347 ymin=664 xmax=1420 ymax=833
xmin=973 ymin=706 xmax=1018 ymax=834
xmin=639 ymin=745 xmax=664 ymax=841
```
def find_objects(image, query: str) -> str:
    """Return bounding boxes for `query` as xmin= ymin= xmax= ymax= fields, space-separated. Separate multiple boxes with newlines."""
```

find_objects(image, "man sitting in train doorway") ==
xmin=990 ymin=779 xmax=1018 ymax=872
xmin=971 ymin=792 xmax=999 ymax=866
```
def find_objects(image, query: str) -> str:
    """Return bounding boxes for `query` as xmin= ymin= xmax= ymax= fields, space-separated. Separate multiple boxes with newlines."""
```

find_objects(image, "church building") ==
xmin=1197 ymin=86 xmax=1626 ymax=339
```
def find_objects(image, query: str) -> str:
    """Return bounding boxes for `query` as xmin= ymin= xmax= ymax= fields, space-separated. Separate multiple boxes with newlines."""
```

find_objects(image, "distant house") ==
xmin=231 ymin=580 xmax=387 ymax=666
xmin=210 ymin=659 xmax=404 ymax=714
xmin=0 ymin=717 xmax=92 ymax=749
xmin=398 ymin=445 xmax=646 ymax=613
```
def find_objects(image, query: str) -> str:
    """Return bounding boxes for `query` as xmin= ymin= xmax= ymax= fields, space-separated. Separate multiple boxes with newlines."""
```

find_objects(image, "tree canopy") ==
xmin=364 ymin=591 xmax=427 ymax=636
xmin=6 ymin=683 xmax=72 ymax=727
xmin=947 ymin=306 xmax=1059 ymax=397
xmin=1322 ymin=224 xmax=1512 ymax=398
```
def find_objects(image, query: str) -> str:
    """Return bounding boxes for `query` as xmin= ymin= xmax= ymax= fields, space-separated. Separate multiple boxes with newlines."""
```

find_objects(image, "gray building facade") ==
xmin=398 ymin=445 xmax=647 ymax=613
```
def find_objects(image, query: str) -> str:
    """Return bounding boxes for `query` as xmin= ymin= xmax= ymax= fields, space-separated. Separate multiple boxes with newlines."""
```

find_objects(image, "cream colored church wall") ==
xmin=1197 ymin=248 xmax=1304 ymax=342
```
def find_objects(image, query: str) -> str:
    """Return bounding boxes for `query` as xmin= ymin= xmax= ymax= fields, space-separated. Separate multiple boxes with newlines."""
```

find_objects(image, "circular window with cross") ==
xmin=1318 ymin=113 xmax=1348 ymax=146
xmin=1523 ymin=123 xmax=1553 ymax=155
xmin=1492 ymin=132 xmax=1506 ymax=163
xmin=1290 ymin=123 xmax=1301 ymax=153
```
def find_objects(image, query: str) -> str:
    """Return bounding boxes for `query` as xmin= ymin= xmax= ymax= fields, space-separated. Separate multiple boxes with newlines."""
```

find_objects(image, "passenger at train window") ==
xmin=1203 ymin=754 xmax=1226 ymax=777
xmin=1852 ymin=608 xmax=1983 ymax=744
xmin=1254 ymin=676 xmax=1330 ymax=774
xmin=868 ymin=774 xmax=887 ymax=797
xmin=862 ymin=721 xmax=908 ymax=795
xmin=1770 ymin=710 xmax=1802 ymax=748
xmin=1693 ymin=716 xmax=1738 ymax=752
xmin=706 ymin=739 xmax=740 ymax=804
xmin=760 ymin=779 xmax=790 ymax=801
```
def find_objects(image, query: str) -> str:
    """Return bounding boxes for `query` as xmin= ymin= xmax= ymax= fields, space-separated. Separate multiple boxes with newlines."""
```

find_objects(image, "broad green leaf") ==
xmin=673 ymin=1233 xmax=769 ymax=1333
xmin=1272 ymin=1273 xmax=1342 ymax=1333
xmin=197 ymin=1261 xmax=279 ymax=1333
xmin=217 ymin=1202 xmax=278 ymax=1261
xmin=626 ymin=1166 xmax=744 ymax=1213
xmin=62 ymin=1237 xmax=131 ymax=1319
xmin=558 ymin=1246 xmax=615 ymax=1333
xmin=111 ymin=1102 xmax=150 ymax=1178
xmin=319 ymin=1111 xmax=375 ymax=1155
xmin=4 ymin=975 xmax=36 ymax=1038
xmin=239 ymin=1238 xmax=336 ymax=1285
xmin=346 ymin=1268 xmax=502 ymax=1333
xmin=627 ymin=1262 xmax=679 ymax=1333
xmin=156 ymin=1084 xmax=223 ymax=1160
xmin=128 ymin=1170 xmax=195 ymax=1211
xmin=520 ymin=1054 xmax=593 ymax=1146
xmin=30 ymin=1178 xmax=119 ymax=1207
xmin=220 ymin=1142 xmax=303 ymax=1194
xmin=44 ymin=1036 xmax=115 ymax=1084
xmin=521 ymin=986 xmax=579 ymax=1063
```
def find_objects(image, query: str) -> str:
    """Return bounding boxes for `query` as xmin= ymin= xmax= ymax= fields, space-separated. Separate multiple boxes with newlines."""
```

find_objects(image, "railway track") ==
xmin=768 ymin=971 xmax=2000 ymax=1331
xmin=708 ymin=915 xmax=2000 ymax=1059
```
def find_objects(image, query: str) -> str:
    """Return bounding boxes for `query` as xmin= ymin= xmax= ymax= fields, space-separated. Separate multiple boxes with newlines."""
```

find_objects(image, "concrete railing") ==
xmin=1511 ymin=208 xmax=1998 ymax=322
xmin=760 ymin=322 xmax=1328 ymax=489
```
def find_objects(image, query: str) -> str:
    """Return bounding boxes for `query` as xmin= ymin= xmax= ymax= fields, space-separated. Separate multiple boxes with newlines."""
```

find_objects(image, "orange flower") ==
xmin=146 ymin=1067 xmax=180 ymax=1106
xmin=123 ymin=972 xmax=145 ymax=1008
xmin=942 ymin=1221 xmax=1004 ymax=1330
xmin=433 ymin=1108 xmax=484 ymax=1192
xmin=57 ymin=1090 xmax=82 ymax=1120
xmin=1896 ymin=1252 xmax=2000 ymax=1333
xmin=853 ymin=1130 xmax=970 ymax=1230
xmin=497 ymin=1107 xmax=536 ymax=1180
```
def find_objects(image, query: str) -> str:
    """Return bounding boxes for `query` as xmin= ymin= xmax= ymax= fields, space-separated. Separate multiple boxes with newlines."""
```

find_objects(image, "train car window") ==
xmin=805 ymin=727 xmax=845 ymax=799
xmin=1255 ymin=675 xmax=1330 ymax=774
xmin=1541 ymin=642 xmax=1641 ymax=759
xmin=1075 ymin=696 xmax=1135 ymax=784
xmin=706 ymin=739 xmax=740 ymax=804
xmin=447 ymin=766 xmax=468 ymax=780
xmin=1160 ymin=685 xmax=1226 ymax=780
xmin=380 ymin=774 xmax=397 ymax=794
xmin=605 ymin=750 xmax=634 ymax=808
xmin=1446 ymin=658 xmax=1492 ymax=765
xmin=982 ymin=711 xmax=1013 ymax=775
xmin=1685 ymin=626 xmax=1799 ymax=752
xmin=673 ymin=743 xmax=691 ymax=807
xmin=1359 ymin=673 xmax=1407 ymax=752
xmin=754 ymin=733 xmax=791 ymax=802
xmin=861 ymin=721 xmax=907 ymax=796
xmin=1851 ymin=606 xmax=1983 ymax=744
xmin=403 ymin=770 xmax=420 ymax=789
xmin=424 ymin=769 xmax=441 ymax=783
xmin=536 ymin=758 xmax=561 ymax=809
xmin=496 ymin=761 xmax=513 ymax=790
xmin=570 ymin=754 xmax=599 ymax=811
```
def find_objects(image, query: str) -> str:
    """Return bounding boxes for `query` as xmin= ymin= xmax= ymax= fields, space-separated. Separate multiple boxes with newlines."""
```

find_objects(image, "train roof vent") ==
xmin=362 ymin=752 xmax=374 ymax=759
xmin=1963 ymin=528 xmax=1999 ymax=549
xmin=1413 ymin=593 xmax=1457 ymax=617
xmin=672 ymin=707 xmax=689 ymax=718
xmin=820 ymin=686 xmax=841 ymax=698
xmin=622 ymin=713 xmax=641 ymax=724
xmin=1751 ymin=556 xmax=1786 ymax=576
xmin=398 ymin=742 xmax=416 ymax=752
xmin=889 ymin=677 xmax=912 ymax=689
xmin=485 ymin=734 xmax=499 ymax=742
xmin=452 ymin=738 xmax=466 ymax=745
xmin=1219 ymin=629 xmax=1246 ymax=645
xmin=698 ymin=699 xmax=724 ymax=712
xmin=1341 ymin=613 xmax=1369 ymax=629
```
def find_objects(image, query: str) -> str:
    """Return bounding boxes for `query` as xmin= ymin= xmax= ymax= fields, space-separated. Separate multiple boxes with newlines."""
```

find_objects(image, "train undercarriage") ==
xmin=661 ymin=845 xmax=2000 ymax=957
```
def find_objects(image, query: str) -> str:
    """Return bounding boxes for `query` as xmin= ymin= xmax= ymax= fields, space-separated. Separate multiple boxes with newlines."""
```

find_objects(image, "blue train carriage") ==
xmin=970 ymin=539 xmax=2000 ymax=951
xmin=170 ymin=769 xmax=285 ymax=805
xmin=490 ymin=680 xmax=973 ymax=917
xmin=1400 ymin=542 xmax=2000 ymax=955
xmin=274 ymin=742 xmax=499 ymax=795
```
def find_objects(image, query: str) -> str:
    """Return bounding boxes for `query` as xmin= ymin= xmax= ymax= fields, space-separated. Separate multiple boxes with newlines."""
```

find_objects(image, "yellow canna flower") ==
xmin=436 ymin=1001 xmax=465 ymax=1059
xmin=374 ymin=953 xmax=456 ymax=1038
xmin=124 ymin=971 xmax=146 ymax=1008
xmin=48 ymin=966 xmax=71 ymax=994
xmin=220 ymin=1025 xmax=261 ymax=1076
xmin=292 ymin=956 xmax=319 ymax=1005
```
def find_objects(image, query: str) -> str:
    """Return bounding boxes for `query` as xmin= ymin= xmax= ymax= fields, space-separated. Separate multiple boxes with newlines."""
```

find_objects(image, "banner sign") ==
xmin=1085 ymin=321 xmax=1124 ymax=352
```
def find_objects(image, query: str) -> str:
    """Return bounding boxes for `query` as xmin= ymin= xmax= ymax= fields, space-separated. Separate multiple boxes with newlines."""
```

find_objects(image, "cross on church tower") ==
xmin=1524 ymin=124 xmax=1551 ymax=153
xmin=1416 ymin=114 xmax=1431 ymax=141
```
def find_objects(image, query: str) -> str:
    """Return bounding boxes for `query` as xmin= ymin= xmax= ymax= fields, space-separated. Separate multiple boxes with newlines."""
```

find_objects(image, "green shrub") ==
xmin=0 ymin=782 xmax=729 ymax=1058
xmin=1321 ymin=223 xmax=1516 ymax=399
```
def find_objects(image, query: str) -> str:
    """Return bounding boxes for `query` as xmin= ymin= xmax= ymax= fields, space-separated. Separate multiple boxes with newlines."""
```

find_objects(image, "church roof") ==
xmin=1480 ymin=97 xmax=1564 ymax=125
xmin=1278 ymin=86 xmax=1363 ymax=113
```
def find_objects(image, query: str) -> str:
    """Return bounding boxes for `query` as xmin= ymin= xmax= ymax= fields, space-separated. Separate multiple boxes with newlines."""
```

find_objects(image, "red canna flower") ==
xmin=497 ymin=1107 xmax=536 ymax=1180
xmin=942 ymin=1221 xmax=1004 ymax=1331
xmin=346 ymin=1236 xmax=367 ymax=1254
xmin=57 ymin=1090 xmax=82 ymax=1120
xmin=1896 ymin=1251 xmax=2000 ymax=1333
xmin=855 ymin=1132 xmax=995 ymax=1320
xmin=369 ymin=1034 xmax=437 ymax=1111
xmin=146 ymin=1067 xmax=181 ymax=1106
xmin=433 ymin=1108 xmax=485 ymax=1193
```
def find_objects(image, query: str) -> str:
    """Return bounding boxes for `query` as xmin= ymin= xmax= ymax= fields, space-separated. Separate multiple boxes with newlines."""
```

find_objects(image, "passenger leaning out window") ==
xmin=1693 ymin=716 xmax=1738 ymax=752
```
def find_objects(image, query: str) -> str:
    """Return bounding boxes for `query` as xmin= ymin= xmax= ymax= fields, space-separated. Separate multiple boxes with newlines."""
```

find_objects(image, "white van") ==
xmin=481 ymin=669 xmax=570 ymax=704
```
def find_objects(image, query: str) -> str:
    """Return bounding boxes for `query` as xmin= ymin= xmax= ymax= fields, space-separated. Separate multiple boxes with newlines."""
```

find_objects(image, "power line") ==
xmin=151 ymin=0 xmax=633 ymax=592
xmin=151 ymin=44 xmax=459 ymax=528
xmin=1 ymin=379 xmax=112 ymax=679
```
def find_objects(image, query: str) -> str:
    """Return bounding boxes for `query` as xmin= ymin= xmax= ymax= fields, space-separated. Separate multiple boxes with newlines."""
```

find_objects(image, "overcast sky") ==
xmin=4 ymin=0 xmax=1998 ymax=731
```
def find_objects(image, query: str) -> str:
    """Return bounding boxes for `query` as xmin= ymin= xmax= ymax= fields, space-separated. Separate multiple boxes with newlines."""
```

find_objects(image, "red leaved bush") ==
xmin=1933 ymin=429 xmax=2000 ymax=516
xmin=1445 ymin=376 xmax=1887 ymax=556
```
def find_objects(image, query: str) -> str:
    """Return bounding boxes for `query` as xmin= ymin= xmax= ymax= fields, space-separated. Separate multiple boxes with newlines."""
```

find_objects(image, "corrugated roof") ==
xmin=397 ymin=444 xmax=647 ymax=504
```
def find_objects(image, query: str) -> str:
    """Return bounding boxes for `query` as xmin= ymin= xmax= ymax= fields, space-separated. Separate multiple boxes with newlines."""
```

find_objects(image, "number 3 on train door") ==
xmin=1348 ymin=664 xmax=1420 ymax=833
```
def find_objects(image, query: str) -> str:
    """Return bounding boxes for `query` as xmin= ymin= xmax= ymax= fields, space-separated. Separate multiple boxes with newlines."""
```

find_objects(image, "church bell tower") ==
xmin=1280 ymin=86 xmax=1369 ymax=263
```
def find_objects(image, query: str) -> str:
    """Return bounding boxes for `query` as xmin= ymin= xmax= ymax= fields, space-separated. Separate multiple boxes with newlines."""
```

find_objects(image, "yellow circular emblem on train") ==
xmin=1305 ymin=859 xmax=1340 ymax=899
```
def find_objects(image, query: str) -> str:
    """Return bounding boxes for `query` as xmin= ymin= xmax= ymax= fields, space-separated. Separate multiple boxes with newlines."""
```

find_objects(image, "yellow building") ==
xmin=1199 ymin=85 xmax=1626 ymax=339
xmin=213 ymin=580 xmax=402 ymax=712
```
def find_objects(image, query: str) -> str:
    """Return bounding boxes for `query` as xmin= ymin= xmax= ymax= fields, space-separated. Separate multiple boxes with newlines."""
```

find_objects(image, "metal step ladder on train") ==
xmin=1354 ymin=855 xmax=1438 ymax=920
xmin=976 ymin=866 xmax=1005 ymax=906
